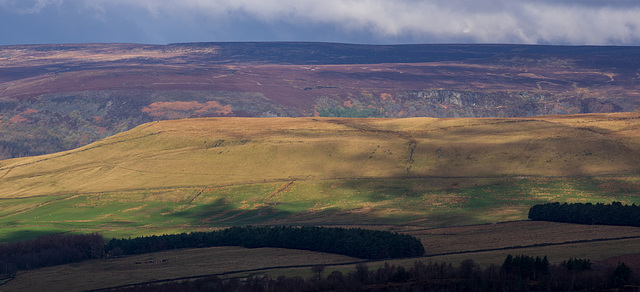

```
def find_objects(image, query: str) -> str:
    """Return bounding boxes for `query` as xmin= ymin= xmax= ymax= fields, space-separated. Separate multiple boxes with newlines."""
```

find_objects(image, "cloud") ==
xmin=1 ymin=0 xmax=640 ymax=45
xmin=0 ymin=0 xmax=62 ymax=14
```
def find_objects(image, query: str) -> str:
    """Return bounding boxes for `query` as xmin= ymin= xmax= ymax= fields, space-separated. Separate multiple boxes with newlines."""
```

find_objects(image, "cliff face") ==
xmin=1 ymin=43 xmax=639 ymax=158
xmin=384 ymin=90 xmax=633 ymax=118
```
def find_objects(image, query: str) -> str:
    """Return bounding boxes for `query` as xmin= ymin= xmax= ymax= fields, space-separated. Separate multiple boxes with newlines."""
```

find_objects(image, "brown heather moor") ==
xmin=1 ymin=113 xmax=640 ymax=198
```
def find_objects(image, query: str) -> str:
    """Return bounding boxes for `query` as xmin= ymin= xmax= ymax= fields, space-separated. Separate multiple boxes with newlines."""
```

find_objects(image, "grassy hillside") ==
xmin=1 ymin=113 xmax=640 ymax=241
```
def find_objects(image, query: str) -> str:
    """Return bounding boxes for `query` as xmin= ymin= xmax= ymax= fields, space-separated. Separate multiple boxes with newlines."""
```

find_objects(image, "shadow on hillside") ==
xmin=311 ymin=117 xmax=640 ymax=186
xmin=1 ymin=229 xmax=63 ymax=243
xmin=164 ymin=198 xmax=298 ymax=227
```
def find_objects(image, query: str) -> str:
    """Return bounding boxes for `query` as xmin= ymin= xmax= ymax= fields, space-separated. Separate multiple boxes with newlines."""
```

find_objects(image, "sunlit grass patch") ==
xmin=0 ymin=196 xmax=61 ymax=217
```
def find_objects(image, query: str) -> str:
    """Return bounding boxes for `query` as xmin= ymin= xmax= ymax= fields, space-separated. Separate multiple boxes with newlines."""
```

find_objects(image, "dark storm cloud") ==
xmin=1 ymin=0 xmax=639 ymax=45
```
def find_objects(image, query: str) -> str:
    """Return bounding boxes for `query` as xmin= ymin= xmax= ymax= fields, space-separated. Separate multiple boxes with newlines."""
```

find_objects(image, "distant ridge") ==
xmin=167 ymin=42 xmax=640 ymax=64
xmin=1 ymin=42 xmax=639 ymax=158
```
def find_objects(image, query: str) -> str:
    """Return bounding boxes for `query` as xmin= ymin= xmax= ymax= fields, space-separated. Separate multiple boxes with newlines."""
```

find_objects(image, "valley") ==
xmin=1 ymin=42 xmax=640 ymax=290
xmin=1 ymin=43 xmax=639 ymax=159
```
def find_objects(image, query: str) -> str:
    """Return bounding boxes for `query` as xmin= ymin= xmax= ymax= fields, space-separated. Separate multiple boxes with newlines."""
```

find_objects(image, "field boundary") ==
xmin=85 ymin=235 xmax=640 ymax=291
xmin=86 ymin=260 xmax=371 ymax=292
xmin=264 ymin=181 xmax=295 ymax=202
xmin=424 ymin=235 xmax=640 ymax=257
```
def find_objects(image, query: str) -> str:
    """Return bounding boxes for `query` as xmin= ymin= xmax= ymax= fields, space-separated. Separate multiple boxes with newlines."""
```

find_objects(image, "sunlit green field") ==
xmin=2 ymin=175 xmax=640 ymax=242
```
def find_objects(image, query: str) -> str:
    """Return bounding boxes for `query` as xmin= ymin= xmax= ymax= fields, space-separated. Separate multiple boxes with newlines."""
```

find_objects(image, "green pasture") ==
xmin=2 ymin=175 xmax=639 ymax=243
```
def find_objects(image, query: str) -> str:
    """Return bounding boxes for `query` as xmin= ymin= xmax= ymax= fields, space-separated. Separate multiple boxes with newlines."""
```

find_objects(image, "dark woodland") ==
xmin=0 ymin=233 xmax=104 ymax=276
xmin=0 ymin=226 xmax=423 ymax=278
xmin=529 ymin=201 xmax=640 ymax=226
xmin=105 ymin=226 xmax=425 ymax=259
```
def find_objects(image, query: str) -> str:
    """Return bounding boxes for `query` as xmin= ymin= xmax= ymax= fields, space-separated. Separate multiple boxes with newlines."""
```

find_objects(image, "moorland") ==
xmin=1 ymin=43 xmax=640 ymax=158
xmin=1 ymin=42 xmax=640 ymax=291
xmin=1 ymin=113 xmax=640 ymax=290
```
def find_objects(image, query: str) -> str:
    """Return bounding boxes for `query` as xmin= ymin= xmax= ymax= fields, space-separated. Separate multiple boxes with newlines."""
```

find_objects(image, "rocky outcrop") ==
xmin=380 ymin=90 xmax=635 ymax=118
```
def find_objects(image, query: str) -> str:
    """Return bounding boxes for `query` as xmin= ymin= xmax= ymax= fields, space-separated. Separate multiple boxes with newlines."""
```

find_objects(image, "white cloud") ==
xmin=1 ymin=0 xmax=640 ymax=45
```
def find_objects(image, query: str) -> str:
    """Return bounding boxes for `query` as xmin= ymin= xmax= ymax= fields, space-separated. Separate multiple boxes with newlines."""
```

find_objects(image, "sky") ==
xmin=1 ymin=0 xmax=640 ymax=46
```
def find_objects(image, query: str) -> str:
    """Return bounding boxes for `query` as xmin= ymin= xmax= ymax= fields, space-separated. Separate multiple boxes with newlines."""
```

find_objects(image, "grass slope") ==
xmin=1 ymin=113 xmax=640 ymax=241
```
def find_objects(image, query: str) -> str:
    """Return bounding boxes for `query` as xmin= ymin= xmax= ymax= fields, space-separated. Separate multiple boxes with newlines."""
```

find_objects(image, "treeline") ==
xmin=0 ymin=227 xmax=423 ymax=278
xmin=529 ymin=201 xmax=640 ymax=226
xmin=107 ymin=255 xmax=636 ymax=292
xmin=0 ymin=233 xmax=104 ymax=276
xmin=105 ymin=226 xmax=425 ymax=259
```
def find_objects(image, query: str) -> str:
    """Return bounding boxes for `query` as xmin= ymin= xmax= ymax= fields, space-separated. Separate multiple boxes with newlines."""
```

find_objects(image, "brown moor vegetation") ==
xmin=1 ymin=113 xmax=640 ymax=199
